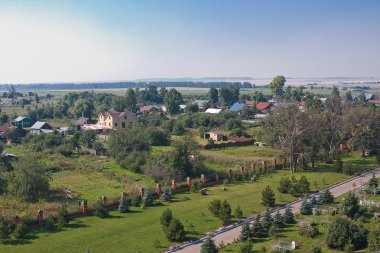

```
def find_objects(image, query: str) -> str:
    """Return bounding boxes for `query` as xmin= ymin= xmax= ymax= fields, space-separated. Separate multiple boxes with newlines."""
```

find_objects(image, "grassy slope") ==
xmin=1 ymin=153 xmax=377 ymax=253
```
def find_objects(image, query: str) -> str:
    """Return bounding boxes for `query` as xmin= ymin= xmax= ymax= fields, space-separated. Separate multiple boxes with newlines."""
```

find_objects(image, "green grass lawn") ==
xmin=1 ymin=143 xmax=377 ymax=253
xmin=1 ymin=161 xmax=373 ymax=253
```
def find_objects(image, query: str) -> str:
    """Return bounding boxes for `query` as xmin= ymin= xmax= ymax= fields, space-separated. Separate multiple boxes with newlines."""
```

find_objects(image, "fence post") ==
xmin=37 ymin=210 xmax=43 ymax=225
xmin=171 ymin=179 xmax=176 ymax=193
xmin=186 ymin=177 xmax=191 ymax=191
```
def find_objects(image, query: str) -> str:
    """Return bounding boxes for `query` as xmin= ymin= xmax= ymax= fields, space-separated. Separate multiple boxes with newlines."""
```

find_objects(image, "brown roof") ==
xmin=245 ymin=100 xmax=255 ymax=106
xmin=0 ymin=125 xmax=16 ymax=133
xmin=139 ymin=105 xmax=159 ymax=112
xmin=72 ymin=117 xmax=89 ymax=126
xmin=100 ymin=110 xmax=137 ymax=122
xmin=368 ymin=100 xmax=380 ymax=105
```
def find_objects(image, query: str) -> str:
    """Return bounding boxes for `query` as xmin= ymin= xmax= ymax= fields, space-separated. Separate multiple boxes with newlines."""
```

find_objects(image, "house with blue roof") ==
xmin=229 ymin=103 xmax=245 ymax=112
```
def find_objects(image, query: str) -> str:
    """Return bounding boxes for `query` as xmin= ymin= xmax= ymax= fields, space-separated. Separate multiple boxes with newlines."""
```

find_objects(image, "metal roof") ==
xmin=229 ymin=103 xmax=245 ymax=111
xmin=31 ymin=121 xmax=49 ymax=129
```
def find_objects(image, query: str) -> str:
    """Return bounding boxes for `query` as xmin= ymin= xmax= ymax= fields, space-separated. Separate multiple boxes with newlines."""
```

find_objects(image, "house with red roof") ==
xmin=256 ymin=102 xmax=273 ymax=113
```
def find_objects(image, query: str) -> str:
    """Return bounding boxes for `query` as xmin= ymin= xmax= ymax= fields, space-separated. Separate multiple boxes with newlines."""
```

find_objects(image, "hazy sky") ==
xmin=0 ymin=0 xmax=379 ymax=83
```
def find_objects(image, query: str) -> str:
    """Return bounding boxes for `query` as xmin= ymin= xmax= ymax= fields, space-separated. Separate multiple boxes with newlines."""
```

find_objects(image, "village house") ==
xmin=139 ymin=105 xmax=160 ymax=114
xmin=256 ymin=102 xmax=273 ymax=114
xmin=193 ymin=100 xmax=209 ymax=110
xmin=31 ymin=121 xmax=53 ymax=134
xmin=97 ymin=110 xmax=137 ymax=130
xmin=72 ymin=117 xmax=89 ymax=131
xmin=244 ymin=100 xmax=255 ymax=107
xmin=205 ymin=108 xmax=222 ymax=114
xmin=11 ymin=116 xmax=33 ymax=128
xmin=204 ymin=130 xmax=224 ymax=141
xmin=229 ymin=102 xmax=245 ymax=112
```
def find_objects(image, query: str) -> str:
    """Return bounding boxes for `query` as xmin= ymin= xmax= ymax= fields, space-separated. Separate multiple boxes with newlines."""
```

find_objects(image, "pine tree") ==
xmin=319 ymin=190 xmax=334 ymax=205
xmin=208 ymin=199 xmax=221 ymax=218
xmin=310 ymin=195 xmax=317 ymax=206
xmin=273 ymin=211 xmax=285 ymax=228
xmin=94 ymin=200 xmax=109 ymax=218
xmin=299 ymin=175 xmax=311 ymax=194
xmin=368 ymin=173 xmax=378 ymax=189
xmin=160 ymin=184 xmax=172 ymax=202
xmin=240 ymin=222 xmax=251 ymax=242
xmin=219 ymin=200 xmax=232 ymax=222
xmin=201 ymin=236 xmax=218 ymax=253
xmin=142 ymin=189 xmax=154 ymax=207
xmin=283 ymin=206 xmax=295 ymax=224
xmin=235 ymin=205 xmax=243 ymax=218
xmin=160 ymin=208 xmax=173 ymax=228
xmin=261 ymin=186 xmax=276 ymax=207
xmin=251 ymin=216 xmax=266 ymax=238
xmin=260 ymin=211 xmax=273 ymax=231
xmin=118 ymin=195 xmax=129 ymax=213
xmin=300 ymin=198 xmax=312 ymax=215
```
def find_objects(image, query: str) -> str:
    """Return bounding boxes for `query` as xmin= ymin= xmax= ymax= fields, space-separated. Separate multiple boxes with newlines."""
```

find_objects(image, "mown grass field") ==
xmin=0 ymin=151 xmax=377 ymax=253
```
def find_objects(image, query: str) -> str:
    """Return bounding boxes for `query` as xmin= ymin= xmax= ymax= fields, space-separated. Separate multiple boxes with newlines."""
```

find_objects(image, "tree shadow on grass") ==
xmin=6 ymin=234 xmax=39 ymax=246
xmin=65 ymin=222 xmax=89 ymax=229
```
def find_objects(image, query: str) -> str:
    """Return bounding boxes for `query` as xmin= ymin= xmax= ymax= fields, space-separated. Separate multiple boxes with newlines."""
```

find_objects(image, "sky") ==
xmin=0 ymin=0 xmax=379 ymax=84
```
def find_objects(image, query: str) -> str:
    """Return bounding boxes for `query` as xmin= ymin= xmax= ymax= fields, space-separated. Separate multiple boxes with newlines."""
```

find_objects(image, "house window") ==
xmin=114 ymin=123 xmax=118 ymax=127
xmin=109 ymin=123 xmax=111 ymax=126
xmin=122 ymin=122 xmax=126 ymax=128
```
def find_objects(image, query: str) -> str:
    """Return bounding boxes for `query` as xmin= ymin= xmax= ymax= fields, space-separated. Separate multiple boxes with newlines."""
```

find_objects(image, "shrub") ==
xmin=160 ymin=208 xmax=173 ymax=228
xmin=45 ymin=215 xmax=55 ymax=231
xmin=299 ymin=221 xmax=319 ymax=238
xmin=239 ymin=241 xmax=253 ymax=253
xmin=368 ymin=226 xmax=380 ymax=252
xmin=165 ymin=218 xmax=185 ymax=242
xmin=339 ymin=192 xmax=360 ymax=219
xmin=94 ymin=200 xmax=109 ymax=218
xmin=0 ymin=216 xmax=11 ymax=244
xmin=311 ymin=245 xmax=322 ymax=253
xmin=57 ymin=205 xmax=70 ymax=226
xmin=13 ymin=222 xmax=29 ymax=239
xmin=326 ymin=216 xmax=367 ymax=250
xmin=131 ymin=194 xmax=142 ymax=207
xmin=334 ymin=156 xmax=343 ymax=173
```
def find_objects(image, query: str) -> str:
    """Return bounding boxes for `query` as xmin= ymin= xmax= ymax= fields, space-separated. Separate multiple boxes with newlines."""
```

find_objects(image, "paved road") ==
xmin=173 ymin=168 xmax=380 ymax=253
